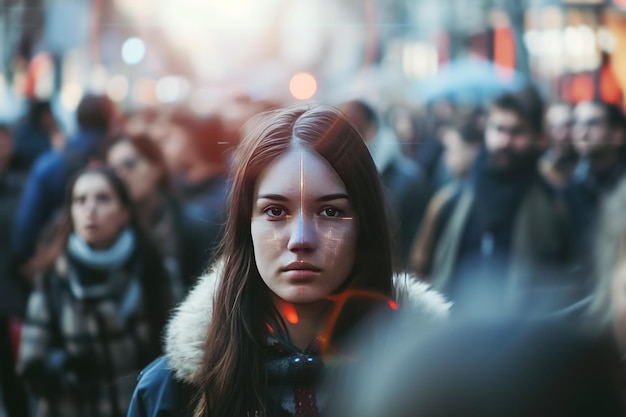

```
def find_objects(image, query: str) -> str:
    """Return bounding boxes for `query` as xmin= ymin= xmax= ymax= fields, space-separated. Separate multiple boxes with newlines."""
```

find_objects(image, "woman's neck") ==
xmin=273 ymin=297 xmax=333 ymax=351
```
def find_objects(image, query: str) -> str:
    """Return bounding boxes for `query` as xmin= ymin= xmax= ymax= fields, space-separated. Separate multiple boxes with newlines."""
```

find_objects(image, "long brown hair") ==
xmin=195 ymin=104 xmax=394 ymax=417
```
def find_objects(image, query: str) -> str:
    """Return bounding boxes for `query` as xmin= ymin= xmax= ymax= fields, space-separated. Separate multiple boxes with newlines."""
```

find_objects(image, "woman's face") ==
xmin=71 ymin=173 xmax=129 ymax=249
xmin=251 ymin=147 xmax=358 ymax=305
xmin=107 ymin=141 xmax=162 ymax=202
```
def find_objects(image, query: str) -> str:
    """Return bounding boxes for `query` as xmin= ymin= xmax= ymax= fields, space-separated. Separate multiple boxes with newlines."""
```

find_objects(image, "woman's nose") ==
xmin=84 ymin=199 xmax=97 ymax=215
xmin=287 ymin=212 xmax=317 ymax=252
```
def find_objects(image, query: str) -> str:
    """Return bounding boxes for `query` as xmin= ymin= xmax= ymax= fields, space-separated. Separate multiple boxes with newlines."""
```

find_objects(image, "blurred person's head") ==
xmin=341 ymin=100 xmax=379 ymax=144
xmin=484 ymin=86 xmax=545 ymax=174
xmin=29 ymin=165 xmax=158 ymax=278
xmin=0 ymin=124 xmax=13 ymax=173
xmin=66 ymin=166 xmax=134 ymax=250
xmin=106 ymin=133 xmax=169 ymax=205
xmin=386 ymin=105 xmax=418 ymax=144
xmin=442 ymin=107 xmax=485 ymax=178
xmin=545 ymin=102 xmax=575 ymax=158
xmin=572 ymin=100 xmax=625 ymax=162
xmin=196 ymin=104 xmax=393 ymax=416
xmin=76 ymin=94 xmax=116 ymax=132
xmin=26 ymin=100 xmax=55 ymax=130
xmin=158 ymin=108 xmax=229 ymax=181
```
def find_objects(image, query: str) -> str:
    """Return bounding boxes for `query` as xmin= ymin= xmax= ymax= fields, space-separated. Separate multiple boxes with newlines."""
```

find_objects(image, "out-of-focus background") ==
xmin=0 ymin=0 xmax=624 ymax=128
xmin=3 ymin=1 xmax=626 ymax=416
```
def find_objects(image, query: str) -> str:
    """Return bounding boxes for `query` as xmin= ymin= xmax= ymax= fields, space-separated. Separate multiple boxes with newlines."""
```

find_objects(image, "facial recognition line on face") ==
xmin=299 ymin=150 xmax=305 ymax=246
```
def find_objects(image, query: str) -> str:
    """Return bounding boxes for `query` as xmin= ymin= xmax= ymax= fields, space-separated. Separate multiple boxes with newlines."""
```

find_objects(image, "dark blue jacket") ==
xmin=127 ymin=356 xmax=194 ymax=417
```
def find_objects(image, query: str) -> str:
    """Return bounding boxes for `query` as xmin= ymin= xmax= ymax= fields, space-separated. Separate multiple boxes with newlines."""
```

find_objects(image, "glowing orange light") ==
xmin=320 ymin=290 xmax=399 ymax=359
xmin=266 ymin=324 xmax=274 ymax=334
xmin=281 ymin=302 xmax=299 ymax=324
xmin=289 ymin=72 xmax=317 ymax=100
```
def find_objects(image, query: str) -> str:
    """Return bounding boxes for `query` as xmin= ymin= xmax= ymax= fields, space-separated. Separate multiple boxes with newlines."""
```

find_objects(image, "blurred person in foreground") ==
xmin=333 ymin=176 xmax=626 ymax=417
xmin=12 ymin=94 xmax=117 ymax=283
xmin=586 ymin=178 xmax=626 ymax=355
xmin=342 ymin=99 xmax=432 ymax=270
xmin=18 ymin=165 xmax=172 ymax=417
xmin=106 ymin=133 xmax=214 ymax=302
xmin=410 ymin=86 xmax=575 ymax=316
xmin=566 ymin=100 xmax=626 ymax=268
xmin=327 ymin=312 xmax=624 ymax=417
xmin=0 ymin=124 xmax=30 ymax=417
xmin=539 ymin=102 xmax=578 ymax=190
xmin=126 ymin=105 xmax=449 ymax=417
xmin=155 ymin=108 xmax=230 ymax=259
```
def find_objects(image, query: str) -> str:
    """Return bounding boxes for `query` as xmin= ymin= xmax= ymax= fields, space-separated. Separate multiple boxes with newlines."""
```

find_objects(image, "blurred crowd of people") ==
xmin=1 ymin=84 xmax=626 ymax=416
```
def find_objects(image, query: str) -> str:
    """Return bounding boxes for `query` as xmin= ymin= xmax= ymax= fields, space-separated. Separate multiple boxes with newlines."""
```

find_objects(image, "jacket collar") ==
xmin=164 ymin=262 xmax=450 ymax=384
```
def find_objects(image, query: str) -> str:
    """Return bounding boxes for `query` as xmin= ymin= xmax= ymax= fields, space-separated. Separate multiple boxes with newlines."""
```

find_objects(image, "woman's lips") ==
xmin=282 ymin=262 xmax=321 ymax=280
xmin=282 ymin=261 xmax=321 ymax=272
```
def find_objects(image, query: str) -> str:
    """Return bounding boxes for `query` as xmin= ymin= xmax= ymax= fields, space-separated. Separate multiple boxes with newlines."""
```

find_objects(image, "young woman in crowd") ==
xmin=106 ymin=133 xmax=212 ymax=302
xmin=18 ymin=165 xmax=172 ymax=417
xmin=127 ymin=104 xmax=449 ymax=417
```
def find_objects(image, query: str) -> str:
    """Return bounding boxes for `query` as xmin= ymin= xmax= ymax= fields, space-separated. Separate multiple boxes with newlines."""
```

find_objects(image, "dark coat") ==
xmin=410 ymin=164 xmax=576 ymax=315
xmin=18 ymin=245 xmax=171 ymax=417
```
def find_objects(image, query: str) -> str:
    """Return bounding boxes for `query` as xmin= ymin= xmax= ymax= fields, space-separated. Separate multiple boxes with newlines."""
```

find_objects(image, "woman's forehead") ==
xmin=73 ymin=173 xmax=114 ymax=193
xmin=255 ymin=148 xmax=347 ymax=198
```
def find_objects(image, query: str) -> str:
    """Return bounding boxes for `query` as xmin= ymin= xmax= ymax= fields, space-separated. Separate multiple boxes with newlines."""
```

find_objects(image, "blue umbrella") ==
xmin=413 ymin=58 xmax=525 ymax=104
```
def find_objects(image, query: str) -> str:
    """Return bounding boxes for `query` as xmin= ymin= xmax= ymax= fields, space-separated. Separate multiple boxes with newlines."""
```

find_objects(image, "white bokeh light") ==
xmin=121 ymin=37 xmax=146 ymax=65
xmin=155 ymin=76 xmax=190 ymax=103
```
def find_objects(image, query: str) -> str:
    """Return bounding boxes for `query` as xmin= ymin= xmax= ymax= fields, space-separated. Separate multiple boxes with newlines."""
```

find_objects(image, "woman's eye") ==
xmin=320 ymin=207 xmax=342 ymax=218
xmin=264 ymin=207 xmax=286 ymax=218
xmin=96 ymin=194 xmax=112 ymax=203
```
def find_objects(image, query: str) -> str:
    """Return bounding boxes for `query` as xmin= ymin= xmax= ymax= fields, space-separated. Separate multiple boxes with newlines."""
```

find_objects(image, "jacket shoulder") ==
xmin=128 ymin=356 xmax=194 ymax=417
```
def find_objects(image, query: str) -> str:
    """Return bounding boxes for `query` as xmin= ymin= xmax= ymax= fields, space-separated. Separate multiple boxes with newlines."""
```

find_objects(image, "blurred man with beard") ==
xmin=411 ymin=87 xmax=575 ymax=317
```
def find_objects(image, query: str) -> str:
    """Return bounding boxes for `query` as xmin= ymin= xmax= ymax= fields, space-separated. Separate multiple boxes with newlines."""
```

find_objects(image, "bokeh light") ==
xmin=60 ymin=82 xmax=83 ymax=111
xmin=155 ymin=76 xmax=190 ymax=103
xmin=106 ymin=75 xmax=129 ymax=102
xmin=121 ymin=37 xmax=146 ymax=65
xmin=289 ymin=72 xmax=317 ymax=100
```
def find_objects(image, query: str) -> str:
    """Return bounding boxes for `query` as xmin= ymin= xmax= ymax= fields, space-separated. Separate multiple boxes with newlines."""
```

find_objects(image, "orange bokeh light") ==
xmin=281 ymin=302 xmax=300 ymax=324
xmin=289 ymin=72 xmax=317 ymax=100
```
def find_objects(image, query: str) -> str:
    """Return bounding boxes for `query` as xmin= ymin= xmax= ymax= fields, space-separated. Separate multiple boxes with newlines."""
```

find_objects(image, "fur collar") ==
xmin=164 ymin=264 xmax=451 ymax=384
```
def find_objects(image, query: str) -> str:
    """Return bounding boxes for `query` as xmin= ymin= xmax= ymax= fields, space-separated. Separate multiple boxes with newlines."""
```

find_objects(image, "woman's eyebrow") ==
xmin=257 ymin=193 xmax=349 ymax=202
xmin=316 ymin=193 xmax=349 ymax=202
xmin=257 ymin=194 xmax=288 ymax=201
